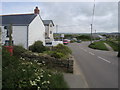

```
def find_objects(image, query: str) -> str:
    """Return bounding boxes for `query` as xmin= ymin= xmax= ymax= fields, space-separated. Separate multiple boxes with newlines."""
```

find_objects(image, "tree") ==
xmin=9 ymin=24 xmax=13 ymax=46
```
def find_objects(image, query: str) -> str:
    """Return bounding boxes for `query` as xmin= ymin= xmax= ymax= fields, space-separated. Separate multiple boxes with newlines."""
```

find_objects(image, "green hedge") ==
xmin=53 ymin=44 xmax=72 ymax=55
xmin=13 ymin=45 xmax=27 ymax=57
xmin=29 ymin=41 xmax=48 ymax=53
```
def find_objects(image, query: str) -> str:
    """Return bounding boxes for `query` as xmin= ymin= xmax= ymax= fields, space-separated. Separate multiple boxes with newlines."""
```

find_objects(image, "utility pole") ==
xmin=90 ymin=24 xmax=93 ymax=44
xmin=56 ymin=25 xmax=58 ymax=33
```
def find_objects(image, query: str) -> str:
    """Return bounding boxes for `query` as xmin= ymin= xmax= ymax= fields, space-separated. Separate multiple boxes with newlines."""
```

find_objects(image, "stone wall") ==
xmin=21 ymin=51 xmax=74 ymax=73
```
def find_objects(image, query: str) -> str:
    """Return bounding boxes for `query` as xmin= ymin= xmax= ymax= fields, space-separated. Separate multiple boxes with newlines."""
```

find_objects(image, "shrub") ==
xmin=51 ymin=51 xmax=65 ymax=59
xmin=29 ymin=41 xmax=47 ymax=53
xmin=53 ymin=44 xmax=72 ymax=55
xmin=13 ymin=45 xmax=27 ymax=57
xmin=2 ymin=47 xmax=68 ymax=88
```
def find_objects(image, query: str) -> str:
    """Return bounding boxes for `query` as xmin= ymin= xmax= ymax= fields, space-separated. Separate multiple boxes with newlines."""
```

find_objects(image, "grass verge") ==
xmin=89 ymin=41 xmax=108 ymax=51
xmin=105 ymin=41 xmax=118 ymax=51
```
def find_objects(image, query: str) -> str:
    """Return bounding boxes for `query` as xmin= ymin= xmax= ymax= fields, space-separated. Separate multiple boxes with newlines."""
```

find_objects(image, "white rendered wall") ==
xmin=45 ymin=26 xmax=49 ymax=38
xmin=1 ymin=26 xmax=28 ymax=49
xmin=45 ymin=23 xmax=54 ymax=42
xmin=13 ymin=26 xmax=28 ymax=48
xmin=29 ymin=15 xmax=45 ymax=46
xmin=49 ymin=22 xmax=54 ymax=41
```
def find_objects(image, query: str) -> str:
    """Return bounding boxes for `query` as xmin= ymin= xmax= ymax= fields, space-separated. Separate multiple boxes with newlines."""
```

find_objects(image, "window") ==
xmin=50 ymin=31 xmax=52 ymax=34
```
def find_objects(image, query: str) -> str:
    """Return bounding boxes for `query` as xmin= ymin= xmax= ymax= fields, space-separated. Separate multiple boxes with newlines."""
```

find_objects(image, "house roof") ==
xmin=42 ymin=20 xmax=54 ymax=26
xmin=0 ymin=13 xmax=37 ymax=26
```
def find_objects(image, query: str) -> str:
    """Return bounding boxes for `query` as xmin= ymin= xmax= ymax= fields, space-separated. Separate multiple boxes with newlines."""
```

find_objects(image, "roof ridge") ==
xmin=0 ymin=13 xmax=34 ymax=16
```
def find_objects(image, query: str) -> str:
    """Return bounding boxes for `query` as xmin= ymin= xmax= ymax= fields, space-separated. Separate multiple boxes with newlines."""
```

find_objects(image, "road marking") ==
xmin=80 ymin=48 xmax=87 ymax=52
xmin=89 ymin=52 xmax=95 ymax=55
xmin=97 ymin=56 xmax=111 ymax=63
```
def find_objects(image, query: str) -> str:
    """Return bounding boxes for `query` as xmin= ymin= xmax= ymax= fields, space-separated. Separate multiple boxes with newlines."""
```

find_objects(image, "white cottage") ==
xmin=0 ymin=7 xmax=45 ymax=49
xmin=42 ymin=20 xmax=54 ymax=43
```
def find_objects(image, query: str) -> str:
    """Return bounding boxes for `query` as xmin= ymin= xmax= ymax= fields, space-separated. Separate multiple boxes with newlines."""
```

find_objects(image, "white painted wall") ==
xmin=13 ymin=26 xmax=28 ymax=48
xmin=45 ymin=26 xmax=49 ymax=38
xmin=29 ymin=15 xmax=45 ymax=46
xmin=49 ymin=22 xmax=54 ymax=41
xmin=1 ymin=26 xmax=28 ymax=49
xmin=45 ymin=22 xmax=54 ymax=42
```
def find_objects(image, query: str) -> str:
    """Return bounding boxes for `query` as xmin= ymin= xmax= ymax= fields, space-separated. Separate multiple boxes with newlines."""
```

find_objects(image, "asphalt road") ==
xmin=68 ymin=42 xmax=118 ymax=88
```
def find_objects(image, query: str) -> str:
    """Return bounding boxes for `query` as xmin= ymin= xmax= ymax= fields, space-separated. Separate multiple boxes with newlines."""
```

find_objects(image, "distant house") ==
xmin=42 ymin=20 xmax=54 ymax=43
xmin=0 ymin=7 xmax=45 ymax=49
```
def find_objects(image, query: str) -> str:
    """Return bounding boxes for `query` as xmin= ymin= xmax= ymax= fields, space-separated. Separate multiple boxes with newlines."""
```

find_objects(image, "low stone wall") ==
xmin=21 ymin=51 xmax=74 ymax=73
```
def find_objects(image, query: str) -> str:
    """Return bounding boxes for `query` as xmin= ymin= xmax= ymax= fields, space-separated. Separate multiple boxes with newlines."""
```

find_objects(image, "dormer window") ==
xmin=50 ymin=31 xmax=52 ymax=34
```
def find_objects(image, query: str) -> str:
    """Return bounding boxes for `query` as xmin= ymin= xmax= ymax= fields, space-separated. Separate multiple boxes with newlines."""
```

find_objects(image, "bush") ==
xmin=29 ymin=41 xmax=47 ymax=53
xmin=13 ymin=45 xmax=27 ymax=57
xmin=51 ymin=51 xmax=65 ymax=59
xmin=2 ymin=47 xmax=68 ymax=89
xmin=53 ymin=44 xmax=72 ymax=55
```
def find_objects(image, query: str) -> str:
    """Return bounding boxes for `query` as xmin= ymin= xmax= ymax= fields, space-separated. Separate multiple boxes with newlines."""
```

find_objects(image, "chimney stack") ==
xmin=34 ymin=6 xmax=40 ymax=14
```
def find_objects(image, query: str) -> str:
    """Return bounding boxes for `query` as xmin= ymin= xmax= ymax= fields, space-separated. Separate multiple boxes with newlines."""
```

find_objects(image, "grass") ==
xmin=89 ymin=41 xmax=108 ymax=51
xmin=105 ymin=41 xmax=118 ymax=51
xmin=89 ymin=40 xmax=119 ymax=51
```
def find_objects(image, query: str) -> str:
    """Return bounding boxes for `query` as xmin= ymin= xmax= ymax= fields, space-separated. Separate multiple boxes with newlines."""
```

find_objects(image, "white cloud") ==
xmin=1 ymin=2 xmax=118 ymax=33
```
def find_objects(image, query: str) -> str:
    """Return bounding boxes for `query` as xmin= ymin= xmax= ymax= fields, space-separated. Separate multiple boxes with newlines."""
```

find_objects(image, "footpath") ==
xmin=63 ymin=56 xmax=89 ymax=88
xmin=104 ymin=43 xmax=114 ymax=51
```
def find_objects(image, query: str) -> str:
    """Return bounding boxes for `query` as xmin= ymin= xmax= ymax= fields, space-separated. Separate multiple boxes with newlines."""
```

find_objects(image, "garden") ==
xmin=2 ymin=41 xmax=72 ymax=89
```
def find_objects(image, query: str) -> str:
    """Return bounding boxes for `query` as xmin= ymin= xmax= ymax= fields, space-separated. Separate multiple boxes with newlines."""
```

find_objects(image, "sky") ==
xmin=0 ymin=2 xmax=118 ymax=33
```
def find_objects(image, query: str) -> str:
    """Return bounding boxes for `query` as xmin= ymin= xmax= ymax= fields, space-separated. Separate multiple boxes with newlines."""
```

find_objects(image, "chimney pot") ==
xmin=34 ymin=6 xmax=40 ymax=14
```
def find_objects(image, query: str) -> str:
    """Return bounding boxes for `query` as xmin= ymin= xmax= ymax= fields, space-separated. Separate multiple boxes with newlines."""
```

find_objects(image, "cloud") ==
xmin=1 ymin=2 xmax=118 ymax=33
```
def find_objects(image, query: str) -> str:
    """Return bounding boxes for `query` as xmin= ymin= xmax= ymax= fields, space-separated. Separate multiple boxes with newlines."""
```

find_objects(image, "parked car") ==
xmin=63 ymin=39 xmax=69 ymax=45
xmin=77 ymin=40 xmax=82 ymax=43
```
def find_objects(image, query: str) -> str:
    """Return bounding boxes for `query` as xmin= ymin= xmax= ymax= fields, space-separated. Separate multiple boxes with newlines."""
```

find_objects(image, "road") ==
xmin=68 ymin=42 xmax=118 ymax=88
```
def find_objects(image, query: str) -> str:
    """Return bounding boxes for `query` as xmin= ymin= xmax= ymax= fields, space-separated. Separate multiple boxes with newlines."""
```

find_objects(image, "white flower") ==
xmin=37 ymin=86 xmax=40 ymax=90
xmin=20 ymin=57 xmax=23 ymax=59
xmin=42 ymin=61 xmax=45 ymax=64
xmin=48 ymin=74 xmax=51 ymax=77
xmin=22 ymin=69 xmax=25 ymax=72
xmin=35 ymin=79 xmax=40 ymax=82
xmin=21 ymin=58 xmax=25 ymax=60
xmin=30 ymin=80 xmax=37 ymax=86
xmin=47 ymin=81 xmax=50 ymax=84
xmin=37 ymin=63 xmax=42 ymax=65
xmin=40 ymin=75 xmax=43 ymax=78
xmin=42 ymin=81 xmax=47 ymax=84
xmin=38 ymin=76 xmax=41 ymax=79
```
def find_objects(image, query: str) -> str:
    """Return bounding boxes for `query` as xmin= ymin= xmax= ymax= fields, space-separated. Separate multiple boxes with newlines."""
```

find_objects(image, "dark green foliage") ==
xmin=89 ymin=41 xmax=108 ymax=51
xmin=51 ymin=52 xmax=65 ymax=59
xmin=29 ymin=41 xmax=47 ymax=53
xmin=53 ymin=44 xmax=72 ymax=55
xmin=76 ymin=35 xmax=91 ymax=41
xmin=44 ymin=44 xmax=72 ymax=59
xmin=51 ymin=44 xmax=72 ymax=59
xmin=105 ymin=41 xmax=118 ymax=51
xmin=2 ymin=47 xmax=68 ymax=88
xmin=13 ymin=45 xmax=27 ymax=57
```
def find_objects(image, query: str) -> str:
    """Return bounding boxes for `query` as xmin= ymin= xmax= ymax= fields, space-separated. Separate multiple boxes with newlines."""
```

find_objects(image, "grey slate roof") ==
xmin=42 ymin=20 xmax=54 ymax=26
xmin=0 ymin=13 xmax=37 ymax=26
